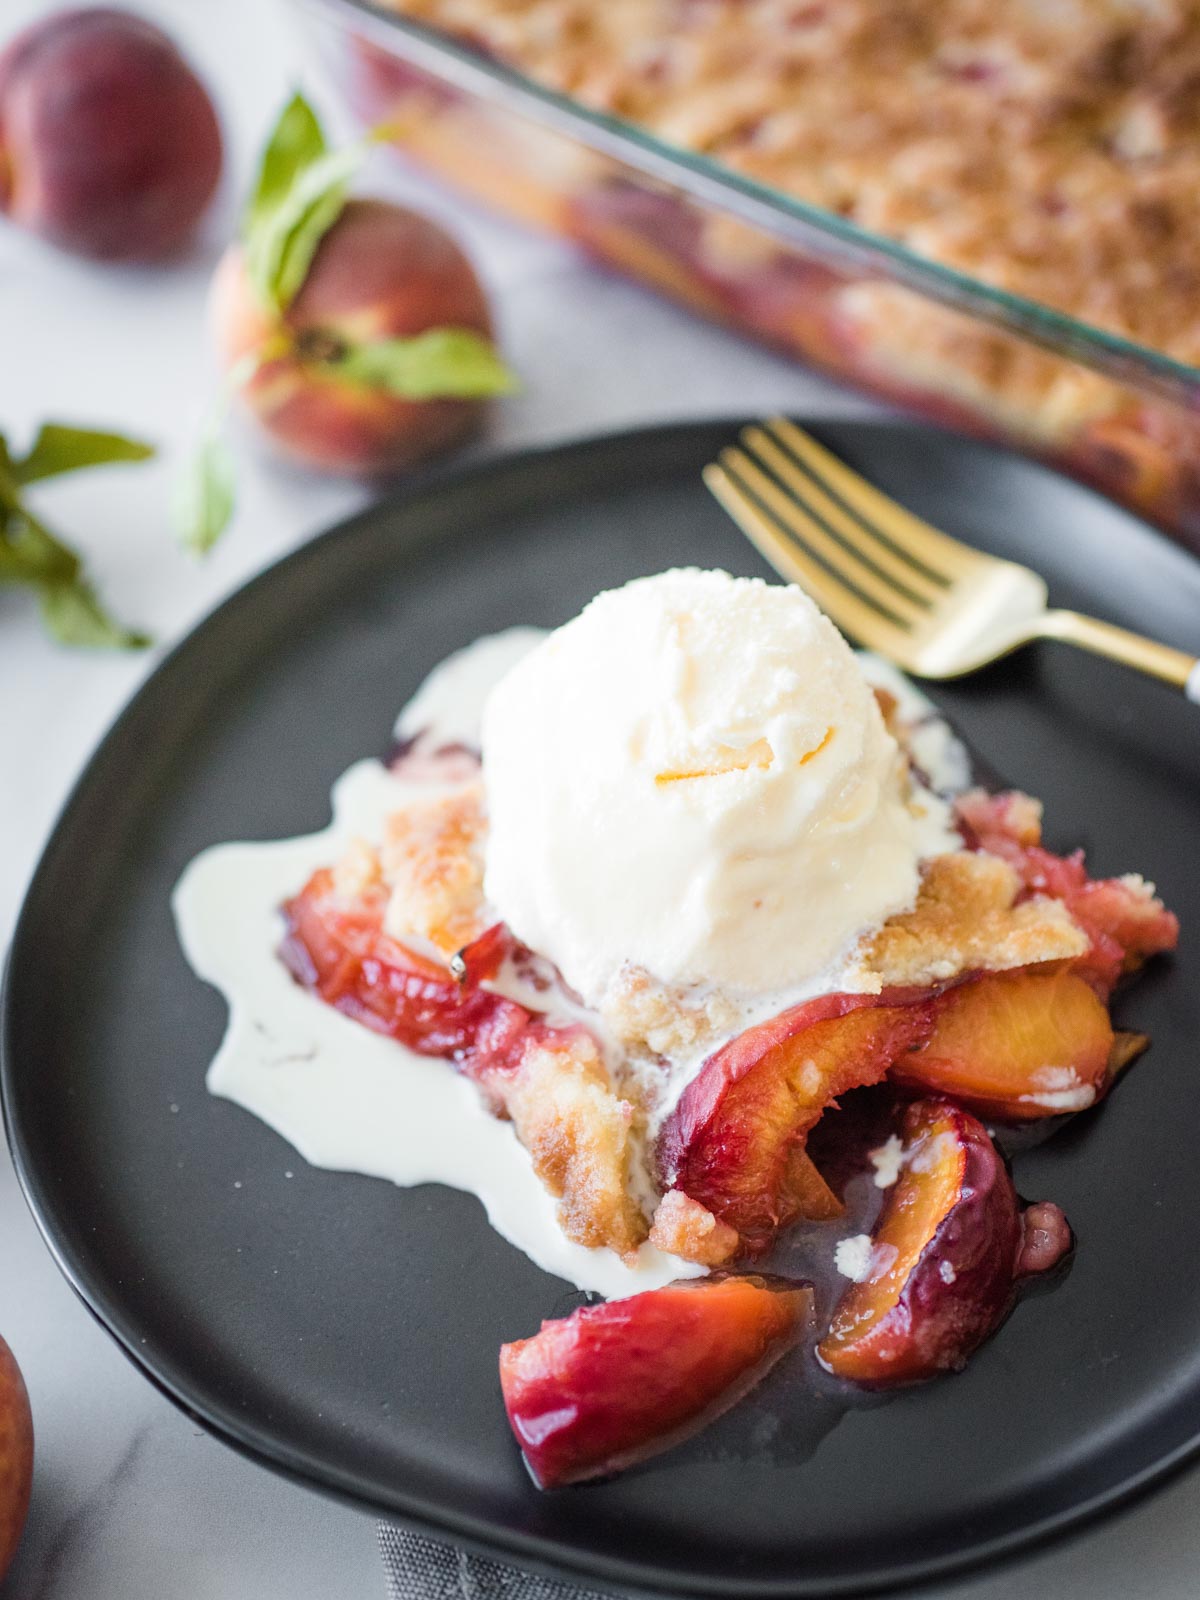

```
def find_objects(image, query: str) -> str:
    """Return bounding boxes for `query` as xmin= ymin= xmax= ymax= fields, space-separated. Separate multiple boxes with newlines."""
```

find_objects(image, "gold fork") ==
xmin=705 ymin=417 xmax=1199 ymax=702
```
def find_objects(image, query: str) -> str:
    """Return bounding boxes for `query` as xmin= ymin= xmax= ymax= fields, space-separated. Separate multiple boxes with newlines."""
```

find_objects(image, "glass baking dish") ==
xmin=296 ymin=0 xmax=1200 ymax=554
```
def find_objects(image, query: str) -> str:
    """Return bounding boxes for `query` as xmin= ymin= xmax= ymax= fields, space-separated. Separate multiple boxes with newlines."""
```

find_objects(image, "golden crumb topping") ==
xmin=854 ymin=850 xmax=1087 ymax=989
xmin=501 ymin=1033 xmax=649 ymax=1259
xmin=648 ymin=1188 xmax=739 ymax=1266
xmin=379 ymin=781 xmax=489 ymax=955
xmin=599 ymin=963 xmax=742 ymax=1067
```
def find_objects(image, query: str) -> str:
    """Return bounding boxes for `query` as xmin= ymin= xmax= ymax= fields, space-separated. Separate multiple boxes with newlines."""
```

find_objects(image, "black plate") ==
xmin=5 ymin=420 xmax=1200 ymax=1598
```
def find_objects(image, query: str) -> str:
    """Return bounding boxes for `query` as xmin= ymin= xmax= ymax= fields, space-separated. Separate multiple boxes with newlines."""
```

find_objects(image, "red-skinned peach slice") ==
xmin=499 ymin=1276 xmax=812 ymax=1487
xmin=280 ymin=868 xmax=530 ymax=1071
xmin=657 ymin=992 xmax=935 ymax=1253
xmin=818 ymin=1100 xmax=1026 ymax=1383
xmin=894 ymin=969 xmax=1115 ymax=1121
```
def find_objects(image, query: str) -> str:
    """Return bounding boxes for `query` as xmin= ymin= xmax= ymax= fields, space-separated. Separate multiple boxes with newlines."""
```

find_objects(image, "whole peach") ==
xmin=0 ymin=8 xmax=222 ymax=261
xmin=0 ymin=1335 xmax=32 ymax=1581
xmin=212 ymin=198 xmax=495 ymax=476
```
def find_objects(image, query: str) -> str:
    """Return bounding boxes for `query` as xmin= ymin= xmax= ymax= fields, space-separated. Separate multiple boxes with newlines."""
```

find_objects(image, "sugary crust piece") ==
xmin=853 ymin=849 xmax=1088 ymax=989
xmin=501 ymin=1033 xmax=649 ymax=1261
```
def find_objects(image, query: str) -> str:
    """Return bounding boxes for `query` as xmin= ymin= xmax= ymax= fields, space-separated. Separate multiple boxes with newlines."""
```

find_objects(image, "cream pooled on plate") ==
xmin=482 ymin=568 xmax=928 ymax=1006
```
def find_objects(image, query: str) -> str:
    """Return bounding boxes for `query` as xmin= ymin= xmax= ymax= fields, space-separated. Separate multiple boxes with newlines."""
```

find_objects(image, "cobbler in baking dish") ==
xmin=355 ymin=1 xmax=1200 ymax=541
xmin=265 ymin=569 xmax=1176 ymax=1486
xmin=379 ymin=0 xmax=1200 ymax=379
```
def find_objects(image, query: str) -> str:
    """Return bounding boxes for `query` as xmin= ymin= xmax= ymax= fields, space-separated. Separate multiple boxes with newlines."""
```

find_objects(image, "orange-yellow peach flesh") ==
xmin=895 ymin=970 xmax=1113 ymax=1120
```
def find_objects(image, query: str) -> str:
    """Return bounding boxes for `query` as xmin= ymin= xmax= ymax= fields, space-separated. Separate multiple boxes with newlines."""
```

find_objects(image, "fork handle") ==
xmin=1035 ymin=610 xmax=1200 ymax=701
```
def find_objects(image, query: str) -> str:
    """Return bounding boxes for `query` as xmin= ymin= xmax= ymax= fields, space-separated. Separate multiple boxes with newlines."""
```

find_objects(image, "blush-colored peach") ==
xmin=212 ymin=199 xmax=496 ymax=476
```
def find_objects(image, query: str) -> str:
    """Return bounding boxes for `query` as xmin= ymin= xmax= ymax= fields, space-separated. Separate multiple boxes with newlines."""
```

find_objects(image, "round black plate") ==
xmin=5 ymin=420 xmax=1200 ymax=1598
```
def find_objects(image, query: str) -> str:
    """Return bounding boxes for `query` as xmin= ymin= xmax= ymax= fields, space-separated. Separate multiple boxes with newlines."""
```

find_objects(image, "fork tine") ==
xmin=719 ymin=447 xmax=922 ymax=627
xmin=704 ymin=460 xmax=914 ymax=653
xmin=766 ymin=417 xmax=983 ymax=580
xmin=743 ymin=425 xmax=945 ymax=607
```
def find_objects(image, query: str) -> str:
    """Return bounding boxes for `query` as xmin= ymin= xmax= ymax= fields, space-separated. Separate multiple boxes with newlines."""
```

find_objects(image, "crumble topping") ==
xmin=648 ymin=1189 xmax=739 ymax=1267
xmin=501 ymin=1033 xmax=648 ymax=1261
xmin=851 ymin=850 xmax=1088 ymax=990
xmin=834 ymin=1234 xmax=875 ymax=1283
xmin=598 ymin=963 xmax=742 ymax=1068
xmin=379 ymin=781 xmax=489 ymax=955
xmin=868 ymin=1135 xmax=906 ymax=1189
xmin=331 ymin=835 xmax=384 ymax=900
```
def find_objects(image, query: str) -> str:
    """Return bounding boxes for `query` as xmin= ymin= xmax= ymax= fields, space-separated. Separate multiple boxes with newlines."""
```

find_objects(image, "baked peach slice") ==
xmin=818 ymin=1100 xmax=1068 ymax=1383
xmin=657 ymin=993 xmax=935 ymax=1253
xmin=499 ymin=1275 xmax=812 ymax=1487
xmin=280 ymin=868 xmax=529 ymax=1069
xmin=894 ymin=969 xmax=1122 ymax=1121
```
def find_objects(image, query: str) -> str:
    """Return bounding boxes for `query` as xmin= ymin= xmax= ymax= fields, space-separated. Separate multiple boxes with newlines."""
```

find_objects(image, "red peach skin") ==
xmin=212 ymin=199 xmax=495 ymax=476
xmin=894 ymin=969 xmax=1117 ymax=1121
xmin=0 ymin=1334 xmax=32 ymax=1581
xmin=819 ymin=1100 xmax=1060 ymax=1383
xmin=657 ymin=992 xmax=935 ymax=1253
xmin=499 ymin=1276 xmax=812 ymax=1487
xmin=0 ymin=9 xmax=221 ymax=260
xmin=280 ymin=869 xmax=530 ymax=1072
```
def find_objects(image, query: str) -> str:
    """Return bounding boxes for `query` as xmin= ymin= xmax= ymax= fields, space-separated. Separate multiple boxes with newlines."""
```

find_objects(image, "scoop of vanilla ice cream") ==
xmin=481 ymin=569 xmax=924 ymax=1004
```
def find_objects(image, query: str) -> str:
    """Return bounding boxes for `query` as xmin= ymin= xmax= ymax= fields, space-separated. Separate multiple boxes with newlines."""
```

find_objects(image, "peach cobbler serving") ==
xmin=189 ymin=569 xmax=1177 ymax=1488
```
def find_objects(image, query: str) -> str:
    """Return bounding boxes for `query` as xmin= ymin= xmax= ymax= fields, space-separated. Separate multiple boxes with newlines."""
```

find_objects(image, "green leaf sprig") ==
xmin=173 ymin=425 xmax=237 ymax=560
xmin=176 ymin=92 xmax=517 ymax=554
xmin=243 ymin=93 xmax=365 ymax=317
xmin=333 ymin=327 xmax=517 ymax=400
xmin=0 ymin=424 xmax=154 ymax=649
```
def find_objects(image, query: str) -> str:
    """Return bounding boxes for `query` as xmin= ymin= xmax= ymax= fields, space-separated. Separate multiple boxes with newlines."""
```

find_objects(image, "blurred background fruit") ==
xmin=0 ymin=6 xmax=222 ymax=261
xmin=0 ymin=1334 xmax=32 ymax=1581
xmin=212 ymin=196 xmax=502 ymax=477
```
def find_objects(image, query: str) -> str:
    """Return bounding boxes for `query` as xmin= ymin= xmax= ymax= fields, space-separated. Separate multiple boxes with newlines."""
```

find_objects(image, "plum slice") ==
xmin=499 ymin=1276 xmax=812 ymax=1487
xmin=893 ymin=969 xmax=1120 ymax=1121
xmin=657 ymin=993 xmax=935 ymax=1253
xmin=818 ymin=1099 xmax=1062 ymax=1383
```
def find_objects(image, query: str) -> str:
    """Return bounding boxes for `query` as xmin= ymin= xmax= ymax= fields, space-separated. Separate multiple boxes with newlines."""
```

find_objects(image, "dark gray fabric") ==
xmin=378 ymin=1525 xmax=612 ymax=1600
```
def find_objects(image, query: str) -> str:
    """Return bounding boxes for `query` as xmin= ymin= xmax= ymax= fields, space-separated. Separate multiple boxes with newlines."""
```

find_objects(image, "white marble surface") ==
xmin=3 ymin=1 xmax=1200 ymax=1595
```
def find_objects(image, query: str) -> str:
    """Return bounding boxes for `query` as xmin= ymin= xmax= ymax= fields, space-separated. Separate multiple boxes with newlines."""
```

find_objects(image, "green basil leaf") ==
xmin=15 ymin=423 xmax=155 ymax=485
xmin=0 ymin=436 xmax=21 ymax=516
xmin=245 ymin=143 xmax=360 ymax=315
xmin=0 ymin=512 xmax=81 ymax=586
xmin=335 ymin=329 xmax=519 ymax=399
xmin=244 ymin=92 xmax=327 ymax=239
xmin=173 ymin=430 xmax=236 ymax=556
xmin=38 ymin=578 xmax=151 ymax=650
xmin=0 ymin=419 xmax=155 ymax=648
